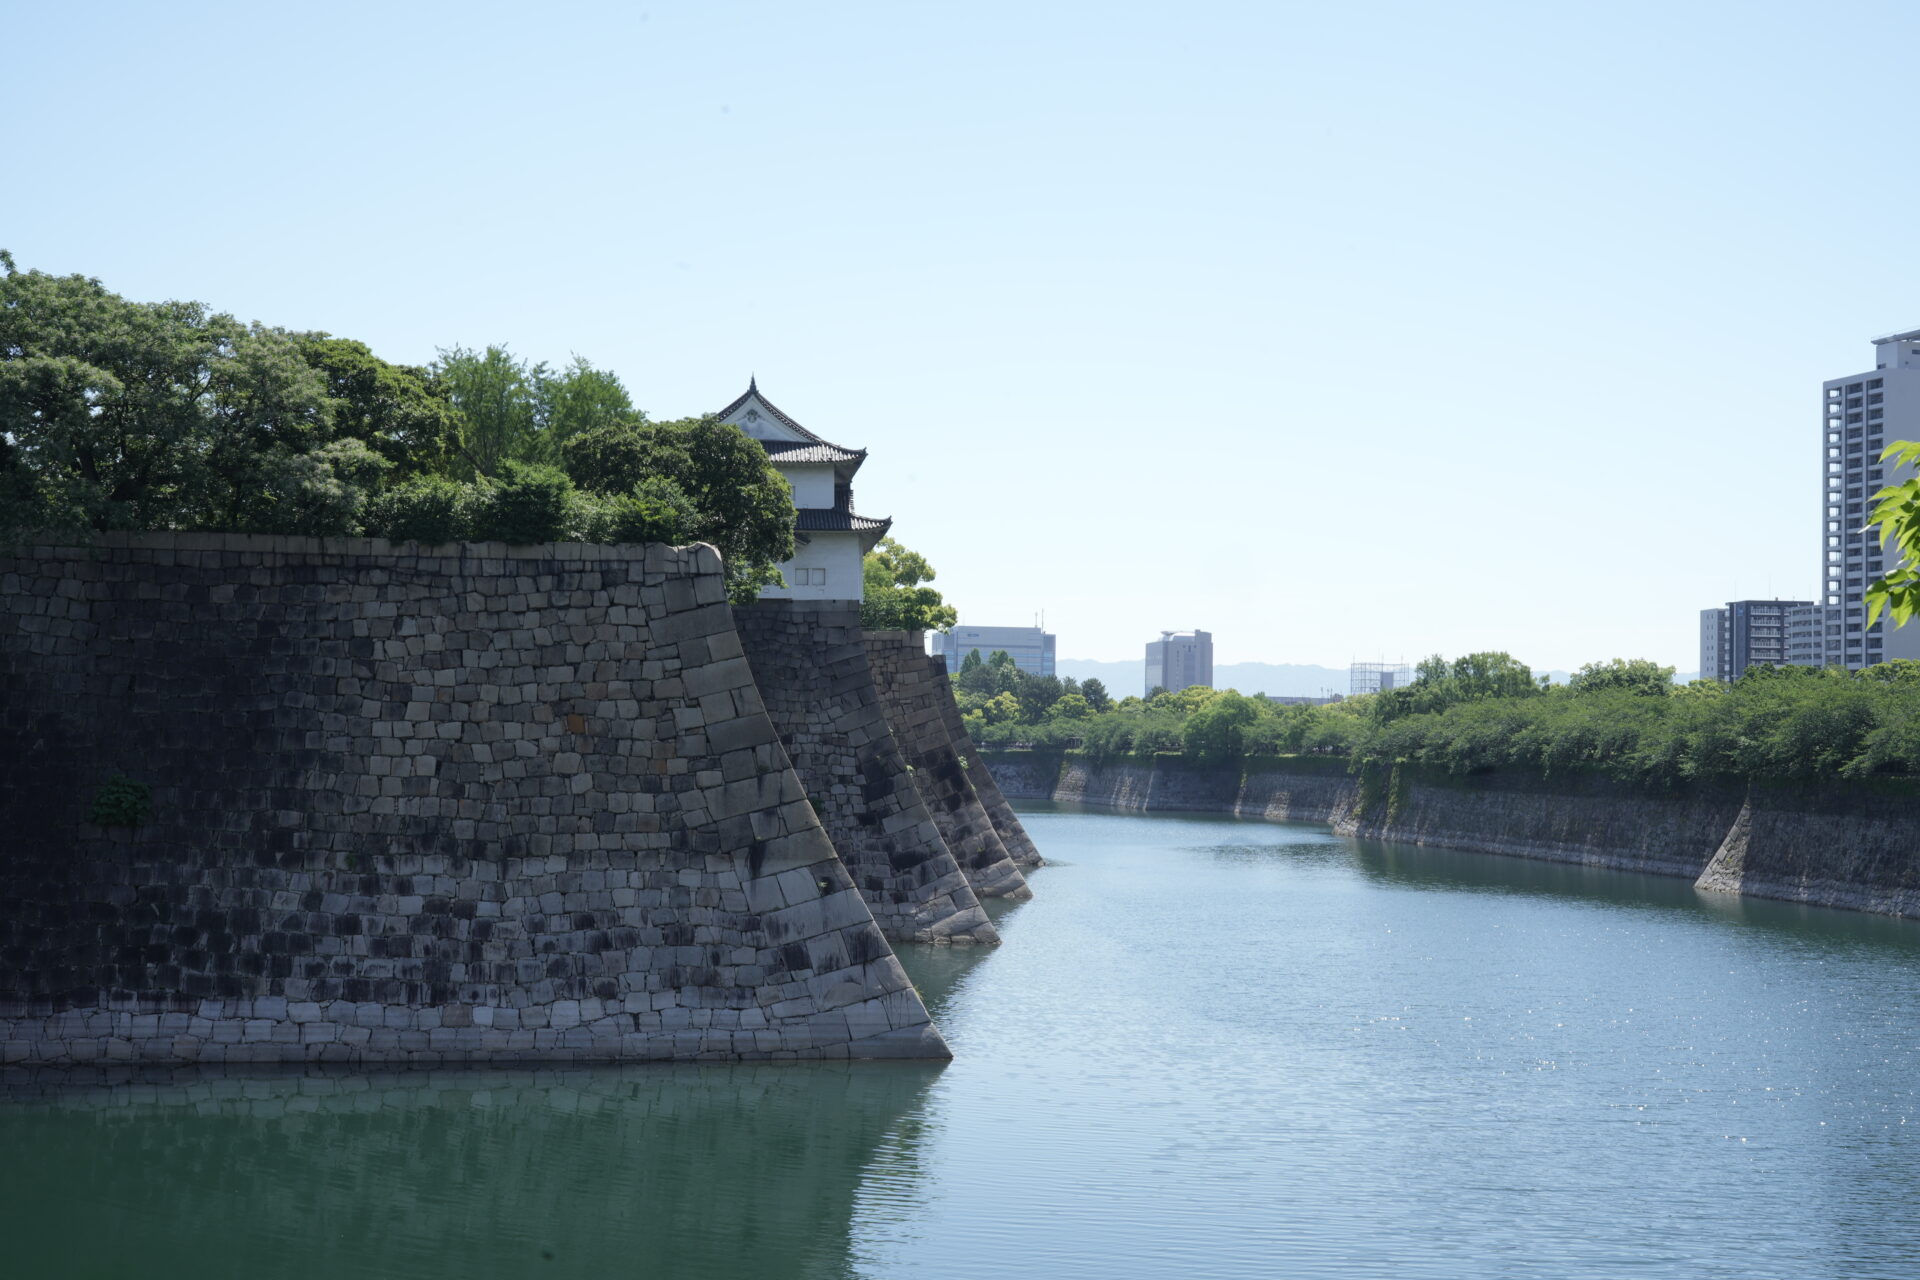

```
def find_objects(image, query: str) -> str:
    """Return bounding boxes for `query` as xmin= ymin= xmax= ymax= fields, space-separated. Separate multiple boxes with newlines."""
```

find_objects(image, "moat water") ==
xmin=5 ymin=804 xmax=1920 ymax=1279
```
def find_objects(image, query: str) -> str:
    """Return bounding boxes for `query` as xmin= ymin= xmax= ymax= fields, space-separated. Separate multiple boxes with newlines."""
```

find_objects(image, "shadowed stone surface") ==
xmin=923 ymin=656 xmax=1042 ymax=869
xmin=864 ymin=631 xmax=1029 ymax=902
xmin=734 ymin=600 xmax=996 ymax=945
xmin=0 ymin=534 xmax=947 ymax=1065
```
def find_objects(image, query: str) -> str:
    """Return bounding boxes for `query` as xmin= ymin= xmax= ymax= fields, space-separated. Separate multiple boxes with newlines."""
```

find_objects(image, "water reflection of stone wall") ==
xmin=0 ymin=1062 xmax=941 ymax=1279
xmin=734 ymin=600 xmax=997 ymax=945
xmin=865 ymin=632 xmax=1029 ymax=901
xmin=0 ymin=534 xmax=944 ymax=1064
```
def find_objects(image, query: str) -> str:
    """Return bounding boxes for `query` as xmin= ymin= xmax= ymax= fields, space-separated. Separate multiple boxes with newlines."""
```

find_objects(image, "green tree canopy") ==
xmin=1051 ymin=692 xmax=1093 ymax=720
xmin=435 ymin=344 xmax=541 ymax=478
xmin=1080 ymin=677 xmax=1113 ymax=713
xmin=1568 ymin=658 xmax=1675 ymax=697
xmin=560 ymin=414 xmax=794 ymax=601
xmin=0 ymin=253 xmax=380 ymax=537
xmin=1181 ymin=690 xmax=1261 ymax=765
xmin=861 ymin=536 xmax=959 ymax=631
xmin=296 ymin=335 xmax=459 ymax=476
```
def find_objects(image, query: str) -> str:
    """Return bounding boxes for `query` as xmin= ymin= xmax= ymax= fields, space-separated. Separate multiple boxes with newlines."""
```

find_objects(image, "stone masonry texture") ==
xmin=0 ymin=533 xmax=948 ymax=1066
xmin=734 ymin=600 xmax=996 ymax=945
xmin=923 ymin=656 xmax=1042 ymax=870
xmin=863 ymin=631 xmax=1029 ymax=902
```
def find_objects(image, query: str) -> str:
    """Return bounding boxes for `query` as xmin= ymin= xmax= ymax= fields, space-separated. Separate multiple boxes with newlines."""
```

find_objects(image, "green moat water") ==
xmin=5 ymin=804 xmax=1920 ymax=1279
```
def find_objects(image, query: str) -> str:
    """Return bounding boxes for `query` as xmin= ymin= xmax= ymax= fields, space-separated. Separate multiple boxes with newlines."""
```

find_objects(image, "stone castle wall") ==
xmin=986 ymin=750 xmax=1920 ymax=919
xmin=924 ymin=657 xmax=1042 ymax=870
xmin=1694 ymin=782 xmax=1920 ymax=917
xmin=864 ymin=632 xmax=1029 ymax=901
xmin=733 ymin=601 xmax=996 ymax=945
xmin=0 ymin=534 xmax=945 ymax=1065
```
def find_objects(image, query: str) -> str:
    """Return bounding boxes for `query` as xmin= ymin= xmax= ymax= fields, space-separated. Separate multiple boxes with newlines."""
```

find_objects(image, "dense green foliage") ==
xmin=861 ymin=538 xmax=958 ymax=631
xmin=0 ymin=254 xmax=796 ymax=600
xmin=972 ymin=648 xmax=1920 ymax=783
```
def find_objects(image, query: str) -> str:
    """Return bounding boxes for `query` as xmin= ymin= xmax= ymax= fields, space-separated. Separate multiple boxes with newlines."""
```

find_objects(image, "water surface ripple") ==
xmin=6 ymin=805 xmax=1918 ymax=1279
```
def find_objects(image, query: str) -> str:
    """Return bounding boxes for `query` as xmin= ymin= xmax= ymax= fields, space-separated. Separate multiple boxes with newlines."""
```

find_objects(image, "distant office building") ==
xmin=935 ymin=625 xmax=1056 ymax=677
xmin=1701 ymin=599 xmax=1811 ymax=680
xmin=1821 ymin=327 xmax=1920 ymax=669
xmin=1699 ymin=609 xmax=1730 ymax=682
xmin=1145 ymin=630 xmax=1212 ymax=695
xmin=1350 ymin=662 xmax=1411 ymax=697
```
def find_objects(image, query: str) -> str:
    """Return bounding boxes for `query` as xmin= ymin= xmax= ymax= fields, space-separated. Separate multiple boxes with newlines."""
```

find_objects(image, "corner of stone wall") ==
xmin=862 ymin=632 xmax=1030 ymax=902
xmin=734 ymin=602 xmax=998 ymax=946
xmin=922 ymin=655 xmax=1042 ymax=869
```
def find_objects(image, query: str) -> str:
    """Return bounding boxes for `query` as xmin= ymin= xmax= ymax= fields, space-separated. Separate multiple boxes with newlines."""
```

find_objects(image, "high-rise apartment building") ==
xmin=1145 ymin=630 xmax=1213 ymax=695
xmin=1699 ymin=608 xmax=1730 ymax=682
xmin=1699 ymin=600 xmax=1811 ymax=680
xmin=1729 ymin=599 xmax=1807 ymax=675
xmin=1821 ymin=327 xmax=1920 ymax=668
xmin=934 ymin=625 xmax=1056 ymax=677
xmin=1785 ymin=603 xmax=1835 ymax=668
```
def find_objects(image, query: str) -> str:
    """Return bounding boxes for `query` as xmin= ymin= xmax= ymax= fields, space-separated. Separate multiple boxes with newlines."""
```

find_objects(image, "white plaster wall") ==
xmin=781 ymin=464 xmax=837 ymax=509
xmin=760 ymin=532 xmax=865 ymax=603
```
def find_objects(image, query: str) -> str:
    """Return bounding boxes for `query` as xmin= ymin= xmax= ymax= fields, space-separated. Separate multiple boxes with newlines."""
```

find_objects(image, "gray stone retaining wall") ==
xmin=0 ymin=534 xmax=946 ymax=1064
xmin=734 ymin=601 xmax=996 ymax=945
xmin=987 ymin=750 xmax=1920 ymax=920
xmin=1695 ymin=784 xmax=1920 ymax=917
xmin=864 ymin=632 xmax=1029 ymax=901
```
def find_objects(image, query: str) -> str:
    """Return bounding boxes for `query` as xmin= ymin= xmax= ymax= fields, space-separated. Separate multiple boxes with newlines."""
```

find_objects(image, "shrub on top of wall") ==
xmin=361 ymin=474 xmax=469 ymax=544
xmin=465 ymin=462 xmax=577 ymax=544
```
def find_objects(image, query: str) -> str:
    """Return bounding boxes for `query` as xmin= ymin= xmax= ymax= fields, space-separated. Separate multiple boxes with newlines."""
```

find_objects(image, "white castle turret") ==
xmin=715 ymin=379 xmax=890 ymax=602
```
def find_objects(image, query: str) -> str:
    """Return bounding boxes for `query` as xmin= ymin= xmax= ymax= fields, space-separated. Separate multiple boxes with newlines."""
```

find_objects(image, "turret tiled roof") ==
xmin=715 ymin=379 xmax=868 ymax=462
xmin=761 ymin=440 xmax=865 ymax=465
xmin=796 ymin=509 xmax=891 ymax=534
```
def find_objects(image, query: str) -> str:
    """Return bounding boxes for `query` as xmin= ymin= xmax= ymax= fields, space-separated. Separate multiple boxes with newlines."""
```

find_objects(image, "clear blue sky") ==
xmin=8 ymin=1 xmax=1918 ymax=671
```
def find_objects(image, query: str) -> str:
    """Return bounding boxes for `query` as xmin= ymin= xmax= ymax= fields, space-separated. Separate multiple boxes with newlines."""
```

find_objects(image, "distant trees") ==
xmin=963 ymin=648 xmax=1920 ymax=783
xmin=1080 ymin=678 xmax=1112 ymax=713
xmin=1567 ymin=658 xmax=1675 ymax=697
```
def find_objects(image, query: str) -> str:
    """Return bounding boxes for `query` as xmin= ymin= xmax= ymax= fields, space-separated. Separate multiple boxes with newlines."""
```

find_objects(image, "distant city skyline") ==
xmin=6 ymin=3 xmax=1919 ymax=670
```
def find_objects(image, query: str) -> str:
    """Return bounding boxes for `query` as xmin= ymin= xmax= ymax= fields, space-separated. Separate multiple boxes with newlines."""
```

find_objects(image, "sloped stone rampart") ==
xmin=1693 ymin=783 xmax=1920 ymax=917
xmin=923 ymin=657 xmax=1042 ymax=869
xmin=733 ymin=601 xmax=996 ymax=945
xmin=0 ymin=534 xmax=946 ymax=1065
xmin=864 ymin=632 xmax=1029 ymax=901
